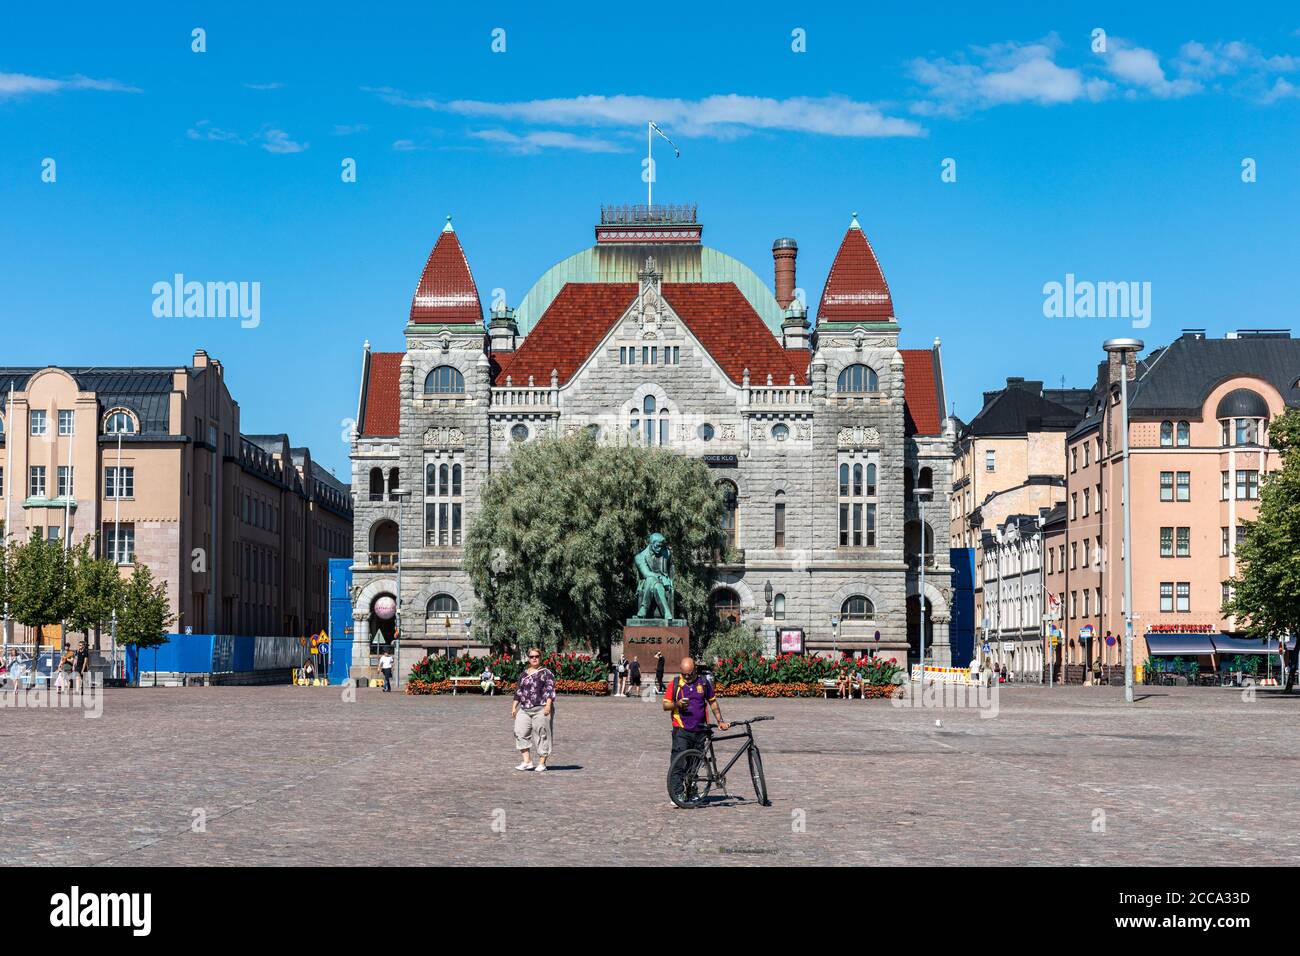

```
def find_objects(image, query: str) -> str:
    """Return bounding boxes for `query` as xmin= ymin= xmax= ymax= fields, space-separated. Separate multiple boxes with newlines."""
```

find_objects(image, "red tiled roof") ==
xmin=409 ymin=226 xmax=483 ymax=325
xmin=360 ymin=352 xmax=403 ymax=436
xmin=497 ymin=283 xmax=637 ymax=386
xmin=662 ymin=283 xmax=807 ymax=386
xmin=901 ymin=349 xmax=942 ymax=436
xmin=497 ymin=281 xmax=807 ymax=388
xmin=817 ymin=222 xmax=894 ymax=323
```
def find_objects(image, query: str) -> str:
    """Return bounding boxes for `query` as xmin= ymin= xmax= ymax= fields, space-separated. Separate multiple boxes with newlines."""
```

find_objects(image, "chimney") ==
xmin=1107 ymin=349 xmax=1136 ymax=386
xmin=772 ymin=238 xmax=797 ymax=308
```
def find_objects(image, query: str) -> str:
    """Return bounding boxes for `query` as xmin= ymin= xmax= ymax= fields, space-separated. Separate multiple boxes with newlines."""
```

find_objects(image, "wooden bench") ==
xmin=449 ymin=675 xmax=495 ymax=695
xmin=821 ymin=678 xmax=862 ymax=699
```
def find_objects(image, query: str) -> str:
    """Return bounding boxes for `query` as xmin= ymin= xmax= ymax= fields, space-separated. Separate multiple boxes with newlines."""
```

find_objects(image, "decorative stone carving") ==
xmin=490 ymin=424 xmax=506 ymax=443
xmin=751 ymin=425 xmax=766 ymax=442
xmin=423 ymin=426 xmax=466 ymax=448
xmin=837 ymin=425 xmax=881 ymax=448
xmin=720 ymin=422 xmax=737 ymax=441
xmin=796 ymin=423 xmax=811 ymax=441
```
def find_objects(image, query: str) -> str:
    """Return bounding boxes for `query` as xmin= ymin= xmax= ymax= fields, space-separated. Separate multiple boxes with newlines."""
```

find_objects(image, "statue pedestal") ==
xmin=622 ymin=621 xmax=689 ymax=680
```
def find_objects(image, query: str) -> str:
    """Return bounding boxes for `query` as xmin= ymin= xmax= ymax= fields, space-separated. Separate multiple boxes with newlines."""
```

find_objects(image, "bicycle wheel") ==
xmin=748 ymin=746 xmax=769 ymax=806
xmin=668 ymin=748 xmax=713 ymax=809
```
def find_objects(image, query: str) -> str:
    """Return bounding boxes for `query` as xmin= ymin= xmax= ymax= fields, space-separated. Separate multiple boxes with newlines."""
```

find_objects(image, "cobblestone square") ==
xmin=3 ymin=683 xmax=1297 ymax=866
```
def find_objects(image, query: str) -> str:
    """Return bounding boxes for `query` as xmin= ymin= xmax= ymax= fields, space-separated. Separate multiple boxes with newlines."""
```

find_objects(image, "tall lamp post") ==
xmin=391 ymin=487 xmax=410 ymax=691
xmin=915 ymin=488 xmax=933 ymax=688
xmin=1103 ymin=338 xmax=1143 ymax=705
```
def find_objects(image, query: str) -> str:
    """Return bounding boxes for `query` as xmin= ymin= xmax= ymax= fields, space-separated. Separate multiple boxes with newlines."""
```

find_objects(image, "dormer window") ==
xmin=103 ymin=409 xmax=138 ymax=435
xmin=836 ymin=364 xmax=879 ymax=393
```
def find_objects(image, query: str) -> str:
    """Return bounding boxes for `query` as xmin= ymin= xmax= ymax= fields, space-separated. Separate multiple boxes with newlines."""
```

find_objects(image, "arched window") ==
xmin=717 ymin=480 xmax=738 ymax=551
xmin=1160 ymin=421 xmax=1173 ymax=446
xmin=104 ymin=410 xmax=137 ymax=435
xmin=387 ymin=468 xmax=400 ymax=499
xmin=838 ymin=463 xmax=849 ymax=497
xmin=837 ymin=364 xmax=879 ymax=393
xmin=773 ymin=594 xmax=786 ymax=620
xmin=426 ymin=593 xmax=460 ymax=617
xmin=369 ymin=468 xmax=384 ymax=502
xmin=1176 ymin=421 xmax=1190 ymax=446
xmin=866 ymin=463 xmax=877 ymax=496
xmin=452 ymin=464 xmax=462 ymax=496
xmin=424 ymin=366 xmax=464 ymax=394
xmin=425 ymin=463 xmax=437 ymax=496
xmin=369 ymin=519 xmax=399 ymax=567
xmin=919 ymin=467 xmax=933 ymax=490
xmin=840 ymin=595 xmax=875 ymax=620
xmin=852 ymin=463 xmax=863 ymax=496
xmin=711 ymin=588 xmax=741 ymax=623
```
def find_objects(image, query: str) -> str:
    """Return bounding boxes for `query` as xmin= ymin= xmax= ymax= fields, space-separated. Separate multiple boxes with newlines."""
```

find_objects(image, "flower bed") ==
xmin=715 ymin=680 xmax=897 ymax=699
xmin=711 ymin=652 xmax=903 ymax=689
xmin=404 ymin=676 xmax=608 ymax=696
xmin=408 ymin=651 xmax=607 ymax=685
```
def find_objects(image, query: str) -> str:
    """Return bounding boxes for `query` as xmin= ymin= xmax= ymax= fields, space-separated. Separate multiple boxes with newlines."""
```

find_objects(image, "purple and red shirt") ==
xmin=666 ymin=674 xmax=716 ymax=731
xmin=514 ymin=667 xmax=556 ymax=708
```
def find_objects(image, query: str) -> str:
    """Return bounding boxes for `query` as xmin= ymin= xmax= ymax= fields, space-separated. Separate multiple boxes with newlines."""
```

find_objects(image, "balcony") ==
xmin=368 ymin=552 xmax=398 ymax=568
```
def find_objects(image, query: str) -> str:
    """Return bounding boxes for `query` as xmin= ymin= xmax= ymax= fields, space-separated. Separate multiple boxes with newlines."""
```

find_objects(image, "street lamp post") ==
xmin=391 ymin=487 xmax=410 ymax=691
xmin=915 ymin=489 xmax=932 ymax=689
xmin=1103 ymin=338 xmax=1143 ymax=705
xmin=830 ymin=614 xmax=840 ymax=657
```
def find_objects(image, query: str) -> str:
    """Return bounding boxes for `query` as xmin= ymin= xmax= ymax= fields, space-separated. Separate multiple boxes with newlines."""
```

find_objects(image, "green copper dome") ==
xmin=514 ymin=243 xmax=786 ymax=336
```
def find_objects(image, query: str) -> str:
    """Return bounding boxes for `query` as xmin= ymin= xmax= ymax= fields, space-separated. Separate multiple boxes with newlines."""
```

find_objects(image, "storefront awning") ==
xmin=1144 ymin=634 xmax=1217 ymax=656
xmin=1213 ymin=636 xmax=1283 ymax=657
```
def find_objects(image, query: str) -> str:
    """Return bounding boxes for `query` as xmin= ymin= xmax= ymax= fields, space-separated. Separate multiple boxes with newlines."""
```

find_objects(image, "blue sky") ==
xmin=3 ymin=2 xmax=1298 ymax=477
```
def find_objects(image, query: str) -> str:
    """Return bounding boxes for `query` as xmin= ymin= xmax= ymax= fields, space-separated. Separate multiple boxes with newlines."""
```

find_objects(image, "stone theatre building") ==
xmin=350 ymin=205 xmax=954 ymax=671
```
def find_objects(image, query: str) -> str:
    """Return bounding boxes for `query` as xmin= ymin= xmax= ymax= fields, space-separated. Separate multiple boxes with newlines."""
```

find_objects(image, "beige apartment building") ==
xmin=0 ymin=350 xmax=352 ymax=650
xmin=1048 ymin=330 xmax=1300 ymax=677
xmin=950 ymin=377 xmax=1089 ymax=637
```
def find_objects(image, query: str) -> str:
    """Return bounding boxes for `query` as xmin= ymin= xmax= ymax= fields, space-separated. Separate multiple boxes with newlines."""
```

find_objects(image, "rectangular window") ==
xmin=1159 ymin=471 xmax=1174 ymax=501
xmin=438 ymin=503 xmax=449 ymax=545
xmin=30 ymin=410 xmax=46 ymax=436
xmin=56 ymin=466 xmax=74 ymax=498
xmin=619 ymin=347 xmax=626 ymax=364
xmin=1176 ymin=471 xmax=1190 ymax=501
xmin=1082 ymin=589 xmax=1089 ymax=617
xmin=651 ymin=347 xmax=658 ymax=365
xmin=58 ymin=410 xmax=74 ymax=436
xmin=104 ymin=523 xmax=136 ymax=564
xmin=1221 ymin=470 xmax=1229 ymax=500
xmin=672 ymin=346 xmax=680 ymax=364
xmin=1176 ymin=582 xmax=1190 ymax=613
xmin=1236 ymin=526 xmax=1247 ymax=547
xmin=838 ymin=503 xmax=849 ymax=546
xmin=1160 ymin=582 xmax=1174 ymax=613
xmin=1083 ymin=443 xmax=1090 ymax=467
xmin=1176 ymin=527 xmax=1190 ymax=557
xmin=107 ymin=467 xmax=136 ymax=499
xmin=452 ymin=502 xmax=462 ymax=546
xmin=1070 ymin=542 xmax=1077 ymax=569
xmin=985 ymin=450 xmax=996 ymax=472
xmin=865 ymin=503 xmax=876 ymax=547
xmin=1160 ymin=527 xmax=1173 ymax=557
xmin=1071 ymin=448 xmax=1077 ymax=472
xmin=1235 ymin=470 xmax=1259 ymax=500
xmin=1070 ymin=493 xmax=1077 ymax=519
xmin=641 ymin=346 xmax=649 ymax=365
xmin=28 ymin=466 xmax=46 ymax=498
xmin=851 ymin=503 xmax=862 ymax=547
xmin=1082 ymin=489 xmax=1090 ymax=516
xmin=774 ymin=501 xmax=785 ymax=548
xmin=1221 ymin=527 xmax=1229 ymax=556
xmin=1222 ymin=583 xmax=1232 ymax=608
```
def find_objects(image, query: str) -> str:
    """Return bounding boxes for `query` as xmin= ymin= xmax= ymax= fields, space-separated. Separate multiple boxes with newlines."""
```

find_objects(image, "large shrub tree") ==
xmin=117 ymin=563 xmax=175 ymax=685
xmin=465 ymin=433 xmax=726 ymax=653
xmin=9 ymin=537 xmax=75 ymax=635
xmin=1224 ymin=409 xmax=1300 ymax=645
xmin=67 ymin=537 xmax=125 ymax=640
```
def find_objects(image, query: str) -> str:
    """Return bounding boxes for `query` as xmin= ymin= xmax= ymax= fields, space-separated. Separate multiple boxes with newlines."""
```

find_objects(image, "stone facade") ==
xmin=350 ymin=208 xmax=955 ymax=673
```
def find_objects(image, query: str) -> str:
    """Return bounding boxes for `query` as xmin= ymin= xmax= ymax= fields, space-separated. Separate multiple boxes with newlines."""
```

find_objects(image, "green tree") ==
xmin=1224 ymin=408 xmax=1300 ymax=643
xmin=0 ymin=536 xmax=12 ymax=618
xmin=464 ymin=433 xmax=725 ymax=653
xmin=9 ymin=537 xmax=75 ymax=635
xmin=67 ymin=537 xmax=125 ymax=640
xmin=701 ymin=619 xmax=766 ymax=663
xmin=117 ymin=563 xmax=175 ymax=685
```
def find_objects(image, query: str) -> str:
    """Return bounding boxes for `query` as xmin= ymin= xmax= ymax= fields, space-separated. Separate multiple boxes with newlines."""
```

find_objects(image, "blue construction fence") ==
xmin=328 ymin=558 xmax=355 ymax=684
xmin=125 ymin=633 xmax=307 ymax=683
xmin=949 ymin=548 xmax=976 ymax=668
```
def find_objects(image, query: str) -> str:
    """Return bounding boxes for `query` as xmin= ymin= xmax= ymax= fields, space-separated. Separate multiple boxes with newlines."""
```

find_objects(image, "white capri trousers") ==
xmin=514 ymin=705 xmax=554 ymax=756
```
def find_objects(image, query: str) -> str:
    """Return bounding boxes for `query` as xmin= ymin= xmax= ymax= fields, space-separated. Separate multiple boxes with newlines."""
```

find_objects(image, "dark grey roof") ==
xmin=1216 ymin=387 xmax=1271 ymax=419
xmin=965 ymin=377 xmax=1088 ymax=437
xmin=0 ymin=366 xmax=178 ymax=436
xmin=1130 ymin=335 xmax=1300 ymax=417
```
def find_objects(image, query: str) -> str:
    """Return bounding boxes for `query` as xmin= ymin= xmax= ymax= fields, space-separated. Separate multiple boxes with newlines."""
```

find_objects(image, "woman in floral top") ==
xmin=512 ymin=648 xmax=556 ymax=772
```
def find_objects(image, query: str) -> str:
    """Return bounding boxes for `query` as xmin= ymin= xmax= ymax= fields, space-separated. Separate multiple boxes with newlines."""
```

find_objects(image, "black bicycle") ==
xmin=668 ymin=717 xmax=773 ymax=808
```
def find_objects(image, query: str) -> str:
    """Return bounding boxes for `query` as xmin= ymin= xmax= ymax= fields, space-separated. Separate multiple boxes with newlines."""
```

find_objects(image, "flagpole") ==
xmin=111 ymin=428 xmax=123 ymax=679
xmin=3 ymin=384 xmax=11 ymax=658
xmin=647 ymin=121 xmax=652 ymax=207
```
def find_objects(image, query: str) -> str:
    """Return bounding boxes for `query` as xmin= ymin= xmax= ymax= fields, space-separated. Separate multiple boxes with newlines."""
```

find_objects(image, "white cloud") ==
xmin=259 ymin=128 xmax=308 ymax=153
xmin=391 ymin=139 xmax=425 ymax=151
xmin=366 ymin=88 xmax=924 ymax=138
xmin=1102 ymin=40 xmax=1200 ymax=98
xmin=910 ymin=37 xmax=1110 ymax=115
xmin=332 ymin=123 xmax=369 ymax=136
xmin=469 ymin=128 xmax=627 ymax=154
xmin=0 ymin=71 xmax=140 ymax=99
xmin=1260 ymin=76 xmax=1300 ymax=103
xmin=244 ymin=82 xmax=284 ymax=91
xmin=187 ymin=120 xmax=245 ymax=144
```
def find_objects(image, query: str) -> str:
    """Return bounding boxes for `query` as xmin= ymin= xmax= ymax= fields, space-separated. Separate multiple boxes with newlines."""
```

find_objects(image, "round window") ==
xmin=511 ymin=424 xmax=528 ymax=442
xmin=698 ymin=423 xmax=715 ymax=441
xmin=772 ymin=423 xmax=790 ymax=442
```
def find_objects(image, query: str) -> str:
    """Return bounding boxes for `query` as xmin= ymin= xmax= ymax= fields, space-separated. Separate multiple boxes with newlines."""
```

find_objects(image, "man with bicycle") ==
xmin=663 ymin=656 xmax=728 ymax=805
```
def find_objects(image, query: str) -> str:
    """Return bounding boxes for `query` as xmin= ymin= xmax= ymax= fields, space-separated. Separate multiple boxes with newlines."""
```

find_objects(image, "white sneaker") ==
xmin=515 ymin=762 xmax=534 ymax=771
xmin=533 ymin=764 xmax=547 ymax=773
